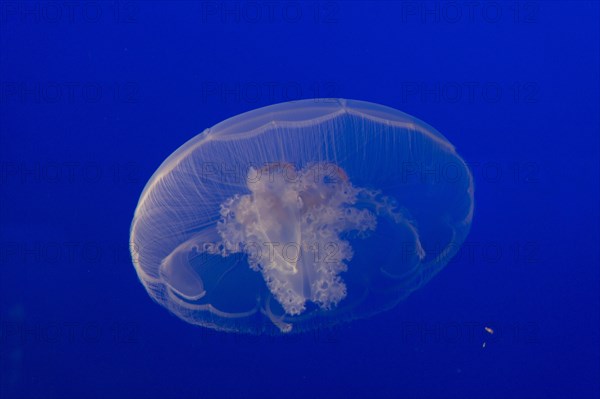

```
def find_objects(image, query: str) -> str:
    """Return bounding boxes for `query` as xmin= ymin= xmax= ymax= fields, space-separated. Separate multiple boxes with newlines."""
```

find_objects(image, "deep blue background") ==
xmin=1 ymin=1 xmax=599 ymax=398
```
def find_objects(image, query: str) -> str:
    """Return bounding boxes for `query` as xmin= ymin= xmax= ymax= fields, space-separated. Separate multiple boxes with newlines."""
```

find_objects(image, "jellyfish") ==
xmin=130 ymin=99 xmax=474 ymax=334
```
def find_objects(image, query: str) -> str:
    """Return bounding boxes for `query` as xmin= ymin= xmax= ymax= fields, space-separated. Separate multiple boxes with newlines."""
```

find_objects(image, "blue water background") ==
xmin=1 ymin=2 xmax=598 ymax=398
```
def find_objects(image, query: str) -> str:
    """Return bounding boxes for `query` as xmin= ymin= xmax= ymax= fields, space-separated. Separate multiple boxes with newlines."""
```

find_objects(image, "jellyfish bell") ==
xmin=130 ymin=99 xmax=474 ymax=334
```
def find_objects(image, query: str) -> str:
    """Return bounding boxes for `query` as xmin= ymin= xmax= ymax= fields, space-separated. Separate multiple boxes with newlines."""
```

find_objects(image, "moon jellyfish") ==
xmin=130 ymin=99 xmax=474 ymax=334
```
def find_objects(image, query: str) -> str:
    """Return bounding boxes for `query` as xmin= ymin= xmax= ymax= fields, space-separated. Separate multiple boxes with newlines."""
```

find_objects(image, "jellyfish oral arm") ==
xmin=217 ymin=163 xmax=381 ymax=322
